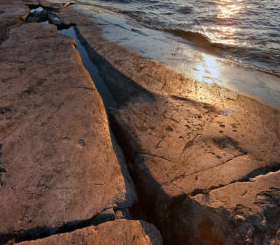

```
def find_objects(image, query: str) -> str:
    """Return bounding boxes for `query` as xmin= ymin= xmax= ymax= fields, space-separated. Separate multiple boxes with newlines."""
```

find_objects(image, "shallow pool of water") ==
xmin=58 ymin=26 xmax=117 ymax=109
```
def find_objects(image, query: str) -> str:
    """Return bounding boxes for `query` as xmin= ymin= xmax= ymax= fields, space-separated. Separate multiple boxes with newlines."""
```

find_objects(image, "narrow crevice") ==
xmin=0 ymin=11 xmax=136 ymax=245
xmin=238 ymin=161 xmax=280 ymax=181
xmin=58 ymin=26 xmax=117 ymax=109
xmin=161 ymin=154 xmax=243 ymax=187
xmin=0 ymin=207 xmax=116 ymax=244
xmin=26 ymin=4 xmax=40 ymax=10
xmin=108 ymin=112 xmax=164 ymax=234
xmin=0 ymin=144 xmax=6 ymax=188
xmin=189 ymin=161 xmax=280 ymax=197
xmin=69 ymin=20 xmax=167 ymax=236
xmin=140 ymin=152 xmax=175 ymax=164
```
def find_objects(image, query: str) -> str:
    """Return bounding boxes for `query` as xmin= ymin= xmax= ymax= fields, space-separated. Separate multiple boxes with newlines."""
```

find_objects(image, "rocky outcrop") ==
xmin=190 ymin=171 xmax=280 ymax=244
xmin=2 ymin=1 xmax=280 ymax=244
xmin=18 ymin=220 xmax=163 ymax=244
xmin=54 ymin=5 xmax=280 ymax=243
xmin=0 ymin=22 xmax=137 ymax=243
xmin=0 ymin=0 xmax=37 ymax=43
xmin=110 ymin=95 xmax=280 ymax=244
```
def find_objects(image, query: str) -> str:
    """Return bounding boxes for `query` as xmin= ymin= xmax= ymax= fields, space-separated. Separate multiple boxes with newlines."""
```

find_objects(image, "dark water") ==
xmin=84 ymin=0 xmax=280 ymax=76
xmin=58 ymin=27 xmax=117 ymax=108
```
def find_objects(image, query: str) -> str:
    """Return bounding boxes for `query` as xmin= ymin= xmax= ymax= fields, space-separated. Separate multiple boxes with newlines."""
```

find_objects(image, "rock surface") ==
xmin=0 ymin=22 xmax=136 ymax=243
xmin=190 ymin=171 xmax=280 ymax=244
xmin=2 ymin=1 xmax=280 ymax=244
xmin=18 ymin=220 xmax=163 ymax=244
xmin=56 ymin=5 xmax=280 ymax=244
xmin=0 ymin=0 xmax=36 ymax=43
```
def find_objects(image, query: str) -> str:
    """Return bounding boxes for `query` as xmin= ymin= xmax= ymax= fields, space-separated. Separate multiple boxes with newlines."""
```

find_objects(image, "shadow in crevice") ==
xmin=57 ymin=22 xmax=280 ymax=244
xmin=0 ymin=208 xmax=115 ymax=245
xmin=57 ymin=25 xmax=145 ymax=212
xmin=73 ymin=26 xmax=155 ymax=108
xmin=109 ymin=109 xmax=223 ymax=244
xmin=25 ymin=4 xmax=74 ymax=30
xmin=109 ymin=106 xmax=277 ymax=244
xmin=240 ymin=161 xmax=280 ymax=181
xmin=256 ymin=187 xmax=280 ymax=235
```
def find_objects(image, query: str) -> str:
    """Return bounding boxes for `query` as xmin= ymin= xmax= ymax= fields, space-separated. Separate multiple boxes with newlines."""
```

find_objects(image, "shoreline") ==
xmin=60 ymin=2 xmax=280 ymax=108
xmin=57 ymin=4 xmax=280 ymax=113
xmin=1 ymin=1 xmax=280 ymax=244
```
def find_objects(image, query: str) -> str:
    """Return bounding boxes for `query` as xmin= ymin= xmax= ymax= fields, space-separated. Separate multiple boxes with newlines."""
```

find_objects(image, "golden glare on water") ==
xmin=209 ymin=25 xmax=238 ymax=45
xmin=193 ymin=53 xmax=220 ymax=83
xmin=190 ymin=1 xmax=244 ymax=84
xmin=204 ymin=0 xmax=242 ymax=45
xmin=216 ymin=0 xmax=242 ymax=19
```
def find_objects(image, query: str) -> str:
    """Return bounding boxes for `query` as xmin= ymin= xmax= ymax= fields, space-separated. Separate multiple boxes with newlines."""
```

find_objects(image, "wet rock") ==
xmin=18 ymin=220 xmax=163 ymax=244
xmin=0 ymin=23 xmax=136 ymax=243
xmin=25 ymin=9 xmax=48 ymax=23
xmin=56 ymin=6 xmax=280 ymax=243
xmin=2 ymin=1 xmax=280 ymax=243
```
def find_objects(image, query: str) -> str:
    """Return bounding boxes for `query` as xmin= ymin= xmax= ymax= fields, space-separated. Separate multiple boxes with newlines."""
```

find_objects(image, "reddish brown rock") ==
xmin=55 ymin=5 xmax=280 ymax=243
xmin=0 ymin=0 xmax=35 ymax=43
xmin=18 ymin=220 xmax=163 ymax=245
xmin=2 ymin=1 xmax=280 ymax=244
xmin=0 ymin=22 xmax=136 ymax=243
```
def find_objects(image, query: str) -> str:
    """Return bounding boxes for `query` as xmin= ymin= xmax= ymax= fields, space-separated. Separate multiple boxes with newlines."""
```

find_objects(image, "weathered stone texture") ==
xmin=19 ymin=220 xmax=163 ymax=245
xmin=0 ymin=22 xmax=136 ymax=243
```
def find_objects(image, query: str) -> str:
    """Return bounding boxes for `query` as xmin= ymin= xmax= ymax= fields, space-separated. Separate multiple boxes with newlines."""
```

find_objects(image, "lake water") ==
xmin=82 ymin=0 xmax=280 ymax=77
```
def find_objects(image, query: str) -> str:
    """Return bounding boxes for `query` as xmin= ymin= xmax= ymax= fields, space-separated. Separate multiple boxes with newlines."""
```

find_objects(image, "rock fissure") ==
xmin=238 ymin=161 xmax=280 ymax=182
xmin=62 ymin=23 xmax=164 ymax=238
xmin=2 ymin=1 xmax=280 ymax=244
xmin=140 ymin=152 xmax=175 ymax=164
xmin=0 ymin=207 xmax=117 ymax=244
xmin=189 ymin=161 xmax=280 ymax=197
xmin=63 ymin=20 xmax=280 ymax=243
xmin=0 ymin=8 xmax=147 ymax=244
xmin=161 ymin=154 xmax=244 ymax=187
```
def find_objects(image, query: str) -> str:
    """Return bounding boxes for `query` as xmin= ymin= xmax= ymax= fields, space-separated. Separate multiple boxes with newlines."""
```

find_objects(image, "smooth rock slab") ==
xmin=0 ymin=23 xmax=136 ymax=243
xmin=18 ymin=220 xmax=163 ymax=245
xmin=53 ymin=4 xmax=280 ymax=243
xmin=59 ymin=9 xmax=280 ymax=244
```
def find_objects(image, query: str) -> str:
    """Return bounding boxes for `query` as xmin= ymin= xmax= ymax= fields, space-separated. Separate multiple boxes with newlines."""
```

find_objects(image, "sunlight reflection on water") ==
xmin=193 ymin=53 xmax=220 ymax=83
xmin=216 ymin=0 xmax=242 ymax=19
xmin=72 ymin=3 xmax=280 ymax=107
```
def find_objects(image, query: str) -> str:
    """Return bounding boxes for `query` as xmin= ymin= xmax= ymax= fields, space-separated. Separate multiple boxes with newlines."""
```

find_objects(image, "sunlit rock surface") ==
xmin=0 ymin=22 xmax=136 ymax=243
xmin=18 ymin=220 xmax=163 ymax=245
xmin=1 ymin=0 xmax=280 ymax=244
xmin=56 ymin=5 xmax=280 ymax=243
